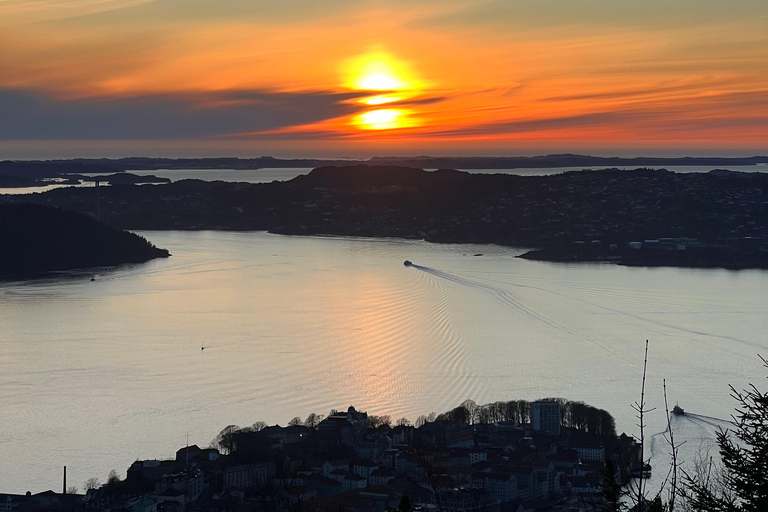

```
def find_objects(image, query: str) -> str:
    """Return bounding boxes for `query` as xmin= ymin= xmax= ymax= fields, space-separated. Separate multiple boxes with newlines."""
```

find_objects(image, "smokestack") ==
xmin=63 ymin=466 xmax=66 ymax=494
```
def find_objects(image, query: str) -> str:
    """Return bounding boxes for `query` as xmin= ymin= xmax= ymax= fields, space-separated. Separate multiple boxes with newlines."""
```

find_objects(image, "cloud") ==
xmin=242 ymin=88 xmax=768 ymax=144
xmin=0 ymin=88 xmax=364 ymax=140
xmin=406 ymin=89 xmax=768 ymax=140
xmin=0 ymin=0 xmax=156 ymax=26
xmin=541 ymin=78 xmax=745 ymax=103
xmin=416 ymin=0 xmax=768 ymax=31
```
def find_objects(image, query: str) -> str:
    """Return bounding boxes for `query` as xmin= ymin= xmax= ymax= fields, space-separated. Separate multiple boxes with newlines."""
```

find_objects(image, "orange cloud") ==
xmin=0 ymin=1 xmax=766 ymax=152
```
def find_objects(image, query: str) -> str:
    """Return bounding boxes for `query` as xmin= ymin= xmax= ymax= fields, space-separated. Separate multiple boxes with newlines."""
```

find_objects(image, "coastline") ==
xmin=3 ymin=165 xmax=768 ymax=270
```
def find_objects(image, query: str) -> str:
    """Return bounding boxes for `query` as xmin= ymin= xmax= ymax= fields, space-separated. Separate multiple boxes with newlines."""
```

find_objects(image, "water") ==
xmin=128 ymin=167 xmax=315 ymax=184
xmin=3 ymin=165 xmax=766 ymax=195
xmin=129 ymin=165 xmax=768 ymax=182
xmin=1 ymin=231 xmax=766 ymax=494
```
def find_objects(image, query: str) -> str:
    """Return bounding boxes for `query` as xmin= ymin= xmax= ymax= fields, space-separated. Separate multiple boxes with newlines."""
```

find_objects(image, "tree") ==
xmin=66 ymin=486 xmax=79 ymax=495
xmin=287 ymin=416 xmax=303 ymax=426
xmin=368 ymin=415 xmax=392 ymax=429
xmin=252 ymin=420 xmax=267 ymax=432
xmin=681 ymin=356 xmax=768 ymax=511
xmin=305 ymin=413 xmax=324 ymax=428
xmin=213 ymin=424 xmax=240 ymax=455
xmin=679 ymin=446 xmax=737 ymax=512
xmin=459 ymin=399 xmax=478 ymax=424
xmin=396 ymin=417 xmax=411 ymax=427
xmin=84 ymin=477 xmax=100 ymax=490
xmin=107 ymin=469 xmax=120 ymax=485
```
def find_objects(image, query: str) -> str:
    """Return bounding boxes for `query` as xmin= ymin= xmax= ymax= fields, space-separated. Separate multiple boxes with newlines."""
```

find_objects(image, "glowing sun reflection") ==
xmin=354 ymin=109 xmax=410 ymax=130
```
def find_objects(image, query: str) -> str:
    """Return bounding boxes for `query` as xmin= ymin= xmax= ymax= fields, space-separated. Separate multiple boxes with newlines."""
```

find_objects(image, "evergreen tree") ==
xmin=681 ymin=356 xmax=768 ymax=511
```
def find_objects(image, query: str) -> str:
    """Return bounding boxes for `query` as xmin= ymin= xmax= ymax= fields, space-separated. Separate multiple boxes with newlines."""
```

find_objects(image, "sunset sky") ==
xmin=1 ymin=0 xmax=767 ymax=158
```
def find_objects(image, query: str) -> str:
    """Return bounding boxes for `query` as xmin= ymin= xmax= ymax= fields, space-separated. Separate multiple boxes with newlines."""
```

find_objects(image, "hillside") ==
xmin=0 ymin=204 xmax=170 ymax=278
xmin=4 ymin=165 xmax=768 ymax=269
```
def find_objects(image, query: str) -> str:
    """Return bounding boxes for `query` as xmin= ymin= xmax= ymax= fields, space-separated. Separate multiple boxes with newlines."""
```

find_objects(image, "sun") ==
xmin=342 ymin=50 xmax=423 ymax=131
xmin=353 ymin=109 xmax=408 ymax=130
xmin=343 ymin=50 xmax=417 ymax=93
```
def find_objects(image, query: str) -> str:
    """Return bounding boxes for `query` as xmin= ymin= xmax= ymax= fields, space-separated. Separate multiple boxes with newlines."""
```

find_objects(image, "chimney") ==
xmin=63 ymin=466 xmax=66 ymax=494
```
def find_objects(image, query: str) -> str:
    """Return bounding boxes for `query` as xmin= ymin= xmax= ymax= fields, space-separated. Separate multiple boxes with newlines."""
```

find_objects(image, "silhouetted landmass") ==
xmin=0 ymin=204 xmax=170 ymax=278
xmin=368 ymin=154 xmax=768 ymax=169
xmin=3 ymin=165 xmax=768 ymax=269
xmin=0 ymin=160 xmax=114 ymax=179
xmin=69 ymin=173 xmax=171 ymax=185
xmin=1 ymin=154 xmax=767 ymax=180
xmin=0 ymin=175 xmax=47 ymax=188
xmin=518 ymin=243 xmax=768 ymax=270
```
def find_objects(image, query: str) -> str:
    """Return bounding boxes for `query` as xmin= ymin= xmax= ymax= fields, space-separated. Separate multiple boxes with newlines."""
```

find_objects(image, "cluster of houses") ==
xmin=2 ymin=402 xmax=641 ymax=512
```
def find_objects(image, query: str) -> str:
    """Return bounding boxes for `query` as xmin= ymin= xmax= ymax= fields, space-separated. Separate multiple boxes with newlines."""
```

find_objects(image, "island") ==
xmin=2 ymin=164 xmax=767 ymax=269
xmin=69 ymin=173 xmax=171 ymax=185
xmin=0 ymin=203 xmax=170 ymax=279
xmin=1 ymin=154 xmax=767 ymax=179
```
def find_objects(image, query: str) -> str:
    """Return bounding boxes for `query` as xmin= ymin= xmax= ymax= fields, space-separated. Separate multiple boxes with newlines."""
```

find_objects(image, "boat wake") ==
xmin=410 ymin=264 xmax=632 ymax=362
xmin=457 ymin=269 xmax=763 ymax=350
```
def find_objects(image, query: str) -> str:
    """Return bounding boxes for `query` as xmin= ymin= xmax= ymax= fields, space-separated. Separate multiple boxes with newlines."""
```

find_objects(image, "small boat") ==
xmin=403 ymin=260 xmax=413 ymax=267
xmin=672 ymin=404 xmax=685 ymax=416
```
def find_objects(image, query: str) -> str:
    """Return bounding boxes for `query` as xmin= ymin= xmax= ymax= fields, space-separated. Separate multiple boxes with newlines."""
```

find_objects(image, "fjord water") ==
xmin=1 ymin=231 xmax=766 ymax=493
xmin=3 ymin=165 xmax=766 ymax=195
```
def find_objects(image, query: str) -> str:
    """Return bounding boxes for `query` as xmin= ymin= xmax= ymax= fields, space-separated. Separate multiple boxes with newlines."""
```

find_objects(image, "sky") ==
xmin=1 ymin=0 xmax=767 ymax=158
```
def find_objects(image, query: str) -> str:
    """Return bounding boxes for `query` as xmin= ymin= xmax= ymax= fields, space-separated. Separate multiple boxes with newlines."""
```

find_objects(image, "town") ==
xmin=1 ymin=399 xmax=643 ymax=512
xmin=3 ymin=166 xmax=766 ymax=269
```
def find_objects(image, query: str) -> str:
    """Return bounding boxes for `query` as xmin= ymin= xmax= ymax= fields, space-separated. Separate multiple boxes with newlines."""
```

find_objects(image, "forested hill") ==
xmin=0 ymin=204 xmax=169 ymax=278
xmin=4 ymin=165 xmax=768 ymax=268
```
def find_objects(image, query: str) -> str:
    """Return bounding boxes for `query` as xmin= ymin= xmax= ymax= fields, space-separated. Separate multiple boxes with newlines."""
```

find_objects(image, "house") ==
xmin=438 ymin=485 xmax=495 ymax=512
xmin=318 ymin=407 xmax=369 ymax=446
xmin=323 ymin=459 xmax=350 ymax=477
xmin=369 ymin=468 xmax=395 ymax=487
xmin=127 ymin=459 xmax=177 ymax=482
xmin=156 ymin=470 xmax=204 ymax=505
xmin=175 ymin=445 xmax=220 ymax=467
xmin=571 ymin=474 xmax=602 ymax=496
xmin=472 ymin=472 xmax=519 ymax=504
xmin=223 ymin=462 xmax=270 ymax=489
xmin=343 ymin=474 xmax=368 ymax=491
xmin=352 ymin=459 xmax=379 ymax=480
xmin=0 ymin=491 xmax=84 ymax=512
xmin=156 ymin=488 xmax=186 ymax=510
xmin=418 ymin=421 xmax=474 ymax=448
xmin=307 ymin=474 xmax=344 ymax=497
xmin=329 ymin=469 xmax=352 ymax=483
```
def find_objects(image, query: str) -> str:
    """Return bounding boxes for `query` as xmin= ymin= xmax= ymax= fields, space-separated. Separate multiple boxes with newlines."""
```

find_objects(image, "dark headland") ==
xmin=3 ymin=163 xmax=768 ymax=269
xmin=0 ymin=203 xmax=170 ymax=279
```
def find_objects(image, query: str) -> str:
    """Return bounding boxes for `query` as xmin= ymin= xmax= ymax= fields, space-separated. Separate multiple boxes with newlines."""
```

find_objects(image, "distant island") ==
xmin=1 ymin=154 xmax=767 ymax=184
xmin=72 ymin=173 xmax=171 ymax=185
xmin=0 ymin=161 xmax=172 ymax=188
xmin=2 ymin=164 xmax=767 ymax=269
xmin=0 ymin=204 xmax=170 ymax=278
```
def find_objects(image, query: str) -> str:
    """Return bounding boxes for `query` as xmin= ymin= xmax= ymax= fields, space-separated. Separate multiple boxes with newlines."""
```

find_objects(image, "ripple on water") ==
xmin=1 ymin=232 xmax=766 ymax=494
